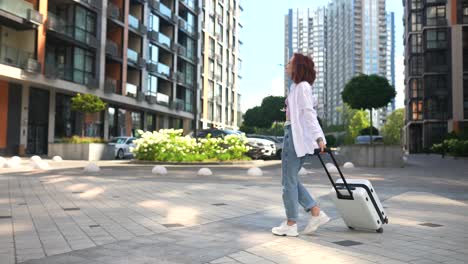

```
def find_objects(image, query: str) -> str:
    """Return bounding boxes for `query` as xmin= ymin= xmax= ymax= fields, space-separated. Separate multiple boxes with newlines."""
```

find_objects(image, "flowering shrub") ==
xmin=131 ymin=129 xmax=250 ymax=162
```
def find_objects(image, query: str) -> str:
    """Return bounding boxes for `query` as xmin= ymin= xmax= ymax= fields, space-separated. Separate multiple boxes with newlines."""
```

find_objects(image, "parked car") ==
xmin=355 ymin=135 xmax=384 ymax=144
xmin=247 ymin=134 xmax=283 ymax=158
xmin=245 ymin=141 xmax=264 ymax=160
xmin=196 ymin=129 xmax=243 ymax=138
xmin=247 ymin=137 xmax=277 ymax=159
xmin=108 ymin=137 xmax=136 ymax=159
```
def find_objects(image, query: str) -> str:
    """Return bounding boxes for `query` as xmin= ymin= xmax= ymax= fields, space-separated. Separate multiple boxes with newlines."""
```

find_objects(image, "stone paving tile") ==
xmin=1 ymin=157 xmax=468 ymax=264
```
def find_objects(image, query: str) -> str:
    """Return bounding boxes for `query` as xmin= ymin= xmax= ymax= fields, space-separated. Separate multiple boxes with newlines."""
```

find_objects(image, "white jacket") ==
xmin=287 ymin=81 xmax=326 ymax=157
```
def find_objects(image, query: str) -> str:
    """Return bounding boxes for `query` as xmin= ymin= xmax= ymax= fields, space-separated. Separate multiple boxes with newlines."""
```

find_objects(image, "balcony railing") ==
xmin=158 ymin=1 xmax=172 ymax=18
xmin=178 ymin=18 xmax=195 ymax=35
xmin=0 ymin=0 xmax=43 ymax=25
xmin=105 ymin=39 xmax=120 ymax=57
xmin=0 ymin=44 xmax=35 ymax=70
xmin=127 ymin=48 xmax=138 ymax=62
xmin=157 ymin=62 xmax=171 ymax=77
xmin=104 ymin=78 xmax=118 ymax=93
xmin=46 ymin=12 xmax=97 ymax=47
xmin=149 ymin=30 xmax=171 ymax=49
xmin=156 ymin=92 xmax=170 ymax=105
xmin=128 ymin=14 xmax=146 ymax=34
xmin=126 ymin=83 xmax=138 ymax=97
xmin=172 ymin=98 xmax=185 ymax=111
xmin=177 ymin=45 xmax=195 ymax=61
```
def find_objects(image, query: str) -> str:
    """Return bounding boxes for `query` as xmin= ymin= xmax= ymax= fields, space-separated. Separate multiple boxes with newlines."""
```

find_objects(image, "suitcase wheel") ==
xmin=348 ymin=226 xmax=354 ymax=230
xmin=384 ymin=217 xmax=389 ymax=224
xmin=376 ymin=228 xmax=384 ymax=233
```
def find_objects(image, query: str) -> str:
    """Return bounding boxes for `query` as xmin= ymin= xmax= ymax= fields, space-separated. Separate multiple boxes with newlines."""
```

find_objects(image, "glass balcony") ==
xmin=158 ymin=32 xmax=171 ymax=48
xmin=126 ymin=83 xmax=137 ymax=97
xmin=157 ymin=62 xmax=170 ymax=76
xmin=157 ymin=92 xmax=170 ymax=105
xmin=180 ymin=0 xmax=195 ymax=10
xmin=159 ymin=2 xmax=172 ymax=18
xmin=178 ymin=18 xmax=194 ymax=34
xmin=128 ymin=14 xmax=140 ymax=30
xmin=0 ymin=0 xmax=42 ymax=24
xmin=0 ymin=44 xmax=33 ymax=69
xmin=127 ymin=48 xmax=139 ymax=62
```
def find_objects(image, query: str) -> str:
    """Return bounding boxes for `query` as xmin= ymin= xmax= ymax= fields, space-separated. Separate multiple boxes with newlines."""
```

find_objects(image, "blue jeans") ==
xmin=281 ymin=125 xmax=317 ymax=221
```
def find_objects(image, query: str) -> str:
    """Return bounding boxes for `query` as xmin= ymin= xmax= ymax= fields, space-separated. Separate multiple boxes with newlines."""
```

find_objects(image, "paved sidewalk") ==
xmin=0 ymin=155 xmax=467 ymax=264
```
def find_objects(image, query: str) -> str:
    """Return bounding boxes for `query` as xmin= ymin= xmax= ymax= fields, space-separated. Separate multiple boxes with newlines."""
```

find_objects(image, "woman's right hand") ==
xmin=319 ymin=140 xmax=326 ymax=153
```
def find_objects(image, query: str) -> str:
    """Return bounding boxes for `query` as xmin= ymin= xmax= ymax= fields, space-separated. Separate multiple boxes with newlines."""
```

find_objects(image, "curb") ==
xmin=128 ymin=160 xmax=273 ymax=166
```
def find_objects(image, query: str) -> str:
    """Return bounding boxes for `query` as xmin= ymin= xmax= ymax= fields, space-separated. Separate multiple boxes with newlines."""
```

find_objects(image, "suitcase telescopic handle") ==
xmin=313 ymin=149 xmax=354 ymax=200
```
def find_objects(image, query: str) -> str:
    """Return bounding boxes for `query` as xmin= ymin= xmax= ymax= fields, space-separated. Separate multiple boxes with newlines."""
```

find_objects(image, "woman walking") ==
xmin=272 ymin=53 xmax=330 ymax=237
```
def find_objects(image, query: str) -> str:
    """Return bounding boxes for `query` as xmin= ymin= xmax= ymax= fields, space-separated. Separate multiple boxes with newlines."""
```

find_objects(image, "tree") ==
xmin=71 ymin=93 xmax=107 ymax=137
xmin=382 ymin=108 xmax=404 ymax=145
xmin=360 ymin=126 xmax=379 ymax=136
xmin=346 ymin=110 xmax=370 ymax=144
xmin=260 ymin=96 xmax=286 ymax=135
xmin=342 ymin=74 xmax=396 ymax=143
xmin=335 ymin=104 xmax=357 ymax=132
xmin=242 ymin=106 xmax=271 ymax=128
xmin=242 ymin=96 xmax=286 ymax=131
xmin=71 ymin=93 xmax=107 ymax=113
xmin=260 ymin=96 xmax=286 ymax=124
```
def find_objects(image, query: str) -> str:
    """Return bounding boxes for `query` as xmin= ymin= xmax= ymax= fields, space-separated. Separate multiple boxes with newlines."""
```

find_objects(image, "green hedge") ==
xmin=60 ymin=136 xmax=106 ymax=144
xmin=431 ymin=138 xmax=468 ymax=157
xmin=132 ymin=129 xmax=251 ymax=162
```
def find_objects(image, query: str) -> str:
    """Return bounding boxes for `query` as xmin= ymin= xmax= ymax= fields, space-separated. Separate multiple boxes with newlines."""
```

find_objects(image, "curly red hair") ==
xmin=291 ymin=53 xmax=316 ymax=85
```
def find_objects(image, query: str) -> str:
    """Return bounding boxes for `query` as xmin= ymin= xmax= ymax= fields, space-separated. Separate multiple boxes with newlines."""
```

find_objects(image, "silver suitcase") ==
xmin=314 ymin=149 xmax=389 ymax=233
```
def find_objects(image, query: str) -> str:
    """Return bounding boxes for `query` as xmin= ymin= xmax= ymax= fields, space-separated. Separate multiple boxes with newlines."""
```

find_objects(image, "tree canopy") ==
xmin=342 ymin=74 xmax=396 ymax=110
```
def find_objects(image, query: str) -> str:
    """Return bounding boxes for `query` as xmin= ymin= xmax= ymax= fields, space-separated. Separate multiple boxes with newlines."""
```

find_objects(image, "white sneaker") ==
xmin=302 ymin=211 xmax=330 ymax=235
xmin=272 ymin=221 xmax=299 ymax=237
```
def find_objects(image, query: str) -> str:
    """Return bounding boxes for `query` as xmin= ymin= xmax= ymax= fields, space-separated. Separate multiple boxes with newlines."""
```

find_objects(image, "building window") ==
xmin=410 ymin=99 xmax=423 ymax=120
xmin=146 ymin=114 xmax=156 ymax=132
xmin=424 ymin=75 xmax=449 ymax=120
xmin=74 ymin=6 xmax=96 ymax=44
xmin=410 ymin=34 xmax=422 ymax=54
xmin=411 ymin=12 xmax=422 ymax=31
xmin=55 ymin=94 xmax=77 ymax=139
xmin=410 ymin=78 xmax=423 ymax=99
xmin=149 ymin=44 xmax=158 ymax=63
xmin=463 ymin=27 xmax=468 ymax=71
xmin=131 ymin=111 xmax=142 ymax=136
xmin=73 ymin=47 xmax=95 ymax=85
xmin=462 ymin=0 xmax=468 ymax=24
xmin=82 ymin=112 xmax=103 ymax=138
xmin=425 ymin=29 xmax=447 ymax=50
xmin=464 ymin=74 xmax=468 ymax=119
xmin=425 ymin=50 xmax=449 ymax=72
xmin=149 ymin=14 xmax=159 ymax=31
xmin=185 ymin=90 xmax=193 ymax=112
xmin=409 ymin=55 xmax=423 ymax=75
xmin=147 ymin=74 xmax=157 ymax=96
xmin=425 ymin=5 xmax=446 ymax=26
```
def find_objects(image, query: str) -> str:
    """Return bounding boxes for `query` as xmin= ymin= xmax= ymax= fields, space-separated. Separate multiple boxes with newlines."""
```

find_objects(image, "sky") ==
xmin=238 ymin=0 xmax=405 ymax=113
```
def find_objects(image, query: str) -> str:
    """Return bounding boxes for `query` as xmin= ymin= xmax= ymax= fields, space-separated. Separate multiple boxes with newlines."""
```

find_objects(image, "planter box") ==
xmin=339 ymin=145 xmax=404 ymax=168
xmin=48 ymin=143 xmax=114 ymax=161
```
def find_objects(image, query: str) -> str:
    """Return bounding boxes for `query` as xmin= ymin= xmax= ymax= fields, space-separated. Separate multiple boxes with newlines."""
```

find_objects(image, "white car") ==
xmin=108 ymin=137 xmax=135 ymax=159
xmin=247 ymin=137 xmax=277 ymax=159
